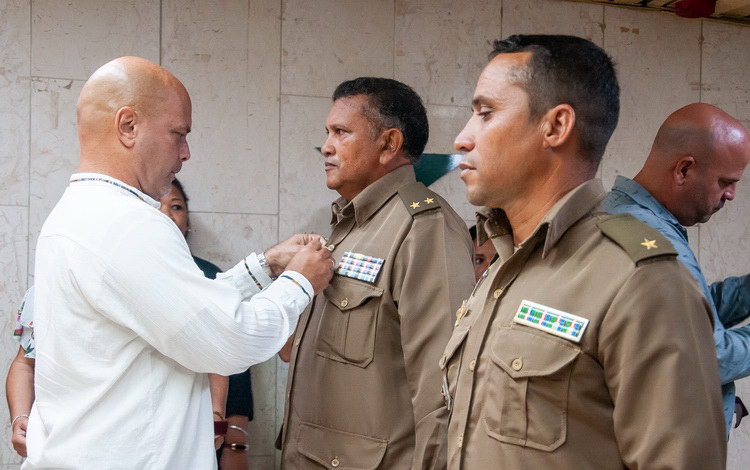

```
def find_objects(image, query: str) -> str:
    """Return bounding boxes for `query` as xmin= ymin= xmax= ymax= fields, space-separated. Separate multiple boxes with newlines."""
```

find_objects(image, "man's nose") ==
xmin=321 ymin=135 xmax=334 ymax=157
xmin=454 ymin=123 xmax=475 ymax=153
xmin=724 ymin=183 xmax=736 ymax=201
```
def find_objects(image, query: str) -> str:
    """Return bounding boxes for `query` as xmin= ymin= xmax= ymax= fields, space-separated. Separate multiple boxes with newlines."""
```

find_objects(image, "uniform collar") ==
xmin=330 ymin=165 xmax=416 ymax=226
xmin=610 ymin=175 xmax=686 ymax=237
xmin=476 ymin=179 xmax=606 ymax=258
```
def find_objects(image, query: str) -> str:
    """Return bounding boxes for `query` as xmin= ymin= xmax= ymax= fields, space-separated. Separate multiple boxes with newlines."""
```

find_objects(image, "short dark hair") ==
xmin=171 ymin=178 xmax=189 ymax=210
xmin=333 ymin=77 xmax=428 ymax=164
xmin=490 ymin=35 xmax=620 ymax=165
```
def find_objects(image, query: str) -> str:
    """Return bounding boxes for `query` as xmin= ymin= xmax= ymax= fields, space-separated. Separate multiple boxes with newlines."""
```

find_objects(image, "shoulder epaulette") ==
xmin=397 ymin=182 xmax=442 ymax=217
xmin=597 ymin=213 xmax=677 ymax=265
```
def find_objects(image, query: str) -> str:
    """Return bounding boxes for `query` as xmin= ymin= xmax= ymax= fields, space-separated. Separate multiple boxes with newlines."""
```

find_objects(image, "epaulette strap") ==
xmin=397 ymin=182 xmax=442 ymax=217
xmin=597 ymin=213 xmax=677 ymax=264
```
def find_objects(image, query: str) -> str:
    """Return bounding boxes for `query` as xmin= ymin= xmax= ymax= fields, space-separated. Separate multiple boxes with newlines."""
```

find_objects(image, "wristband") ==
xmin=11 ymin=414 xmax=29 ymax=427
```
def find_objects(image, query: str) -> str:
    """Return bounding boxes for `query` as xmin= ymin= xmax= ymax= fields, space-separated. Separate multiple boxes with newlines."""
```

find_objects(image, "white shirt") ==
xmin=24 ymin=173 xmax=312 ymax=470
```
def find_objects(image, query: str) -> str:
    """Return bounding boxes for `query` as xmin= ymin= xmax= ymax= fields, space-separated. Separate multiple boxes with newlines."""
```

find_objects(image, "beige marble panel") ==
xmin=28 ymin=78 xmax=83 ymax=278
xmin=278 ymin=95 xmax=339 ymax=240
xmin=31 ymin=0 xmax=159 ymax=80
xmin=187 ymin=212 xmax=278 ymax=269
xmin=275 ymin=357 xmax=289 ymax=435
xmin=600 ymin=7 xmax=701 ymax=188
xmin=162 ymin=0 xmax=281 ymax=215
xmin=698 ymin=20 xmax=750 ymax=284
xmin=702 ymin=21 xmax=750 ymax=127
xmin=0 ymin=0 xmax=30 ymax=206
xmin=394 ymin=0 xmax=501 ymax=107
xmin=281 ymin=0 xmax=394 ymax=97
xmin=0 ymin=205 xmax=28 ymax=466
xmin=247 ymin=358 xmax=276 ymax=457
xmin=503 ymin=0 xmax=604 ymax=44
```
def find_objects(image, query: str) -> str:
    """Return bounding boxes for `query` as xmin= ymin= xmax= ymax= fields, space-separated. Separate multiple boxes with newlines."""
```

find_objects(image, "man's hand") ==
xmin=11 ymin=416 xmax=28 ymax=457
xmin=265 ymin=234 xmax=326 ymax=277
xmin=285 ymin=238 xmax=334 ymax=294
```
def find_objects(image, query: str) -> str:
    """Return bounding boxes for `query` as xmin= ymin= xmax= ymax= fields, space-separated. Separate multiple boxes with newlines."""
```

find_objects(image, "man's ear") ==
xmin=673 ymin=155 xmax=695 ymax=185
xmin=379 ymin=128 xmax=405 ymax=166
xmin=541 ymin=104 xmax=575 ymax=151
xmin=116 ymin=106 xmax=138 ymax=148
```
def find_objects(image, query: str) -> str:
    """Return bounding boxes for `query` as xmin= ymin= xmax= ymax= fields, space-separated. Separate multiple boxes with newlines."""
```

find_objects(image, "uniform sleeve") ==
xmin=599 ymin=260 xmax=726 ymax=470
xmin=392 ymin=211 xmax=475 ymax=470
xmin=710 ymin=275 xmax=750 ymax=384
xmin=93 ymin=214 xmax=313 ymax=375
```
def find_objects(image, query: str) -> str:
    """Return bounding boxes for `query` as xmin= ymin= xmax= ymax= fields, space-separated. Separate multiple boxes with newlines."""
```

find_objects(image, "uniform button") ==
xmin=493 ymin=288 xmax=502 ymax=299
xmin=469 ymin=359 xmax=476 ymax=371
xmin=511 ymin=358 xmax=523 ymax=371
xmin=439 ymin=355 xmax=446 ymax=368
xmin=457 ymin=434 xmax=464 ymax=448
xmin=340 ymin=298 xmax=349 ymax=308
xmin=331 ymin=457 xmax=340 ymax=467
xmin=293 ymin=337 xmax=300 ymax=347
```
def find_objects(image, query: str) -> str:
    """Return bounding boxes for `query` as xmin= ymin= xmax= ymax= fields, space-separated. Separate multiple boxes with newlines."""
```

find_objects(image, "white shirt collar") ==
xmin=69 ymin=172 xmax=160 ymax=208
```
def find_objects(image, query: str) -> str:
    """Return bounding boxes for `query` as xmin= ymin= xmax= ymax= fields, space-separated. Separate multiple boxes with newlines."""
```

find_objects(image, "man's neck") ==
xmin=504 ymin=171 xmax=593 ymax=245
xmin=79 ymin=159 xmax=142 ymax=193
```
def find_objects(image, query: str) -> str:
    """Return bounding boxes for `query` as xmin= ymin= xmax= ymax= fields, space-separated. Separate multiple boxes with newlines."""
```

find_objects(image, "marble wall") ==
xmin=1 ymin=0 xmax=749 ymax=468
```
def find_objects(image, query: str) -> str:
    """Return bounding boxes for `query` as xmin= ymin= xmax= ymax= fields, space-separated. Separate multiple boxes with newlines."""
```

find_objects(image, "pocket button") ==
xmin=340 ymin=298 xmax=349 ymax=308
xmin=511 ymin=357 xmax=523 ymax=371
xmin=331 ymin=457 xmax=340 ymax=467
xmin=469 ymin=359 xmax=476 ymax=371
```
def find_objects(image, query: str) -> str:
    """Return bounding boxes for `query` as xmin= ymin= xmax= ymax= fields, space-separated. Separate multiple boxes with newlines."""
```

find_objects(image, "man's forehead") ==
xmin=473 ymin=52 xmax=532 ymax=103
xmin=327 ymin=95 xmax=370 ymax=122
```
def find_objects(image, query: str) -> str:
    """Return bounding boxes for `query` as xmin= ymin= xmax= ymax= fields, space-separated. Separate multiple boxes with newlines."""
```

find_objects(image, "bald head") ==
xmin=77 ymin=56 xmax=192 ymax=199
xmin=650 ymin=103 xmax=748 ymax=163
xmin=77 ymin=57 xmax=188 ymax=139
xmin=635 ymin=103 xmax=750 ymax=226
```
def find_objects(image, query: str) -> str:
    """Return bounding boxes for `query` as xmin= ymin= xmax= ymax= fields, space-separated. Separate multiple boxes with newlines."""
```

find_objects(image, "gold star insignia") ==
xmin=410 ymin=201 xmax=421 ymax=209
xmin=424 ymin=197 xmax=435 ymax=204
xmin=640 ymin=239 xmax=658 ymax=250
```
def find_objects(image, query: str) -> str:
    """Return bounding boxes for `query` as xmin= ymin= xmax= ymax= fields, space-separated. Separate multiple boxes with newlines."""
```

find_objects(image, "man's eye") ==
xmin=171 ymin=205 xmax=183 ymax=211
xmin=473 ymin=256 xmax=484 ymax=265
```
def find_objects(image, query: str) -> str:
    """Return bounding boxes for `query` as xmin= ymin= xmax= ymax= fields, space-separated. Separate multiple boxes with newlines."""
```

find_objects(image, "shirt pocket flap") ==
xmin=298 ymin=421 xmax=388 ymax=470
xmin=439 ymin=325 xmax=471 ymax=370
xmin=324 ymin=276 xmax=384 ymax=311
xmin=490 ymin=327 xmax=580 ymax=379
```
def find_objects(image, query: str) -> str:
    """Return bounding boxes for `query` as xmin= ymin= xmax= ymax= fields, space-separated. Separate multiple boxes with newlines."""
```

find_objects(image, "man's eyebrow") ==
xmin=472 ymin=95 xmax=489 ymax=107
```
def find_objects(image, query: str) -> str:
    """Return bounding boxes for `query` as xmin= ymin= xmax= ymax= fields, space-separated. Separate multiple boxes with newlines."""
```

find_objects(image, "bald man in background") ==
xmin=603 ymin=103 xmax=750 ymax=436
xmin=25 ymin=57 xmax=333 ymax=469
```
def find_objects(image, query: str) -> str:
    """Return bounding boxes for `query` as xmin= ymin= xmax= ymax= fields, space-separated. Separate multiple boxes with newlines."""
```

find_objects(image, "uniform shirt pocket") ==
xmin=483 ymin=327 xmax=580 ymax=452
xmin=315 ymin=277 xmax=384 ymax=368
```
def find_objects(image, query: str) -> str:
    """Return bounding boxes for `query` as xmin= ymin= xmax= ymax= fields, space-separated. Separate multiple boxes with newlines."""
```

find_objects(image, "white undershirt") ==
xmin=23 ymin=173 xmax=312 ymax=470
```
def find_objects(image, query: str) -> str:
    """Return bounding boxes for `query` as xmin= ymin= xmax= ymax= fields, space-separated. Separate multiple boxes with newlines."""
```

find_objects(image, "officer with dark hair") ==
xmin=279 ymin=77 xmax=475 ymax=469
xmin=443 ymin=35 xmax=725 ymax=469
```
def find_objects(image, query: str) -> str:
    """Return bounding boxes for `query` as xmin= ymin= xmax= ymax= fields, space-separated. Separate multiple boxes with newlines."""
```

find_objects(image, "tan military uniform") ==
xmin=442 ymin=180 xmax=725 ymax=469
xmin=281 ymin=166 xmax=474 ymax=469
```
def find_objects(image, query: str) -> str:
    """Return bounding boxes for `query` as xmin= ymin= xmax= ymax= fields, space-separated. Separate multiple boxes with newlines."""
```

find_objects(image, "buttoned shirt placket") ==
xmin=447 ymin=227 xmax=545 ymax=469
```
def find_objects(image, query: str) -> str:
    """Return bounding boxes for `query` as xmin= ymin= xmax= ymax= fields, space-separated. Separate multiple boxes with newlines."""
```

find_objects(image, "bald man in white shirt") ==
xmin=23 ymin=56 xmax=333 ymax=470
